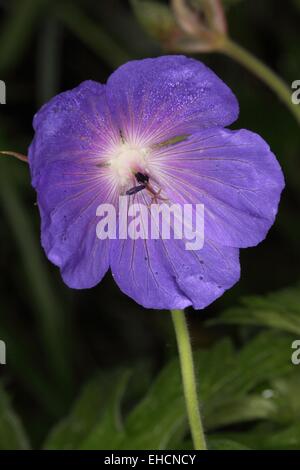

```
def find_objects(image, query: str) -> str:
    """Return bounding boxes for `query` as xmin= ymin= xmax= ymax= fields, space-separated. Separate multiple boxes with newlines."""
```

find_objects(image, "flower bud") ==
xmin=131 ymin=0 xmax=181 ymax=44
xmin=171 ymin=0 xmax=228 ymax=52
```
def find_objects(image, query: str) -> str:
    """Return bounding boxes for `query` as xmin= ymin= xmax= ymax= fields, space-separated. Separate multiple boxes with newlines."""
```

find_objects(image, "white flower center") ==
xmin=108 ymin=142 xmax=149 ymax=186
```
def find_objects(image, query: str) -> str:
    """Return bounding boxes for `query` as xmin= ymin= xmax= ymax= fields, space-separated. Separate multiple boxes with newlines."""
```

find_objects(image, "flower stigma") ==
xmin=108 ymin=140 xmax=150 ymax=187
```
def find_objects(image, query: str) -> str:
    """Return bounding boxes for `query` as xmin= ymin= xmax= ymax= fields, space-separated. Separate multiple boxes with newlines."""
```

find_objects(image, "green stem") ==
xmin=221 ymin=37 xmax=300 ymax=125
xmin=171 ymin=309 xmax=207 ymax=450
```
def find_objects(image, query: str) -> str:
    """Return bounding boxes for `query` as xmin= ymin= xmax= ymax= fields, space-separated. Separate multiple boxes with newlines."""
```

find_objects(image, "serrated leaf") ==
xmin=210 ymin=283 xmax=300 ymax=335
xmin=195 ymin=338 xmax=235 ymax=401
xmin=198 ymin=331 xmax=294 ymax=430
xmin=0 ymin=386 xmax=30 ymax=450
xmin=115 ymin=360 xmax=187 ymax=450
xmin=205 ymin=394 xmax=276 ymax=430
xmin=43 ymin=330 xmax=296 ymax=450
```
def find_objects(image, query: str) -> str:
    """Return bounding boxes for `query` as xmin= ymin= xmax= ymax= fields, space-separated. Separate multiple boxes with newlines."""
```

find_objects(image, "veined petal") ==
xmin=28 ymin=81 xmax=120 ymax=288
xmin=35 ymin=160 xmax=116 ymax=288
xmin=106 ymin=55 xmax=239 ymax=145
xmin=29 ymin=80 xmax=120 ymax=184
xmin=152 ymin=128 xmax=285 ymax=248
xmin=109 ymin=192 xmax=240 ymax=309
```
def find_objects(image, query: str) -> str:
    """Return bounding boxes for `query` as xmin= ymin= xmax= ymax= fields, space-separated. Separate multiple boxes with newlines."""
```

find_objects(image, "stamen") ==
xmin=119 ymin=129 xmax=125 ymax=144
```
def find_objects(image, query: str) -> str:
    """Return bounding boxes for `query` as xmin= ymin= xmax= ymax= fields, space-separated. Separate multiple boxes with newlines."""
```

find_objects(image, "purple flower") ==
xmin=29 ymin=56 xmax=284 ymax=310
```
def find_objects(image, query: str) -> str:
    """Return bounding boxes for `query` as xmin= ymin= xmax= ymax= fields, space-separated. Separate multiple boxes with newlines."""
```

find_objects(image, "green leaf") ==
xmin=210 ymin=282 xmax=300 ymax=335
xmin=217 ymin=422 xmax=300 ymax=451
xmin=266 ymin=374 xmax=300 ymax=425
xmin=0 ymin=0 xmax=49 ymax=73
xmin=208 ymin=437 xmax=251 ymax=450
xmin=198 ymin=331 xmax=294 ymax=430
xmin=261 ymin=423 xmax=300 ymax=450
xmin=115 ymin=360 xmax=187 ymax=450
xmin=0 ymin=386 xmax=30 ymax=450
xmin=44 ymin=370 xmax=129 ymax=450
xmin=44 ymin=329 xmax=295 ymax=450
xmin=79 ymin=371 xmax=131 ymax=450
xmin=55 ymin=3 xmax=130 ymax=68
xmin=205 ymin=395 xmax=276 ymax=430
xmin=45 ymin=362 xmax=186 ymax=451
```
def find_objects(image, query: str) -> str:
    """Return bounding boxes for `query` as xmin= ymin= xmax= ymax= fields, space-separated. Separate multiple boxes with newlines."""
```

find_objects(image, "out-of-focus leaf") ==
xmin=36 ymin=17 xmax=61 ymax=105
xmin=195 ymin=338 xmax=234 ymax=401
xmin=122 ymin=365 xmax=185 ymax=449
xmin=200 ymin=332 xmax=293 ymax=400
xmin=44 ymin=329 xmax=295 ymax=449
xmin=208 ymin=438 xmax=251 ymax=450
xmin=0 ymin=0 xmax=49 ymax=73
xmin=0 ymin=318 xmax=63 ymax=417
xmin=199 ymin=332 xmax=293 ymax=430
xmin=55 ymin=3 xmax=130 ymax=68
xmin=46 ymin=360 xmax=187 ymax=450
xmin=292 ymin=0 xmax=300 ymax=11
xmin=218 ymin=422 xmax=300 ymax=451
xmin=210 ymin=283 xmax=300 ymax=335
xmin=131 ymin=0 xmax=178 ymax=43
xmin=79 ymin=371 xmax=131 ymax=450
xmin=0 ymin=160 xmax=72 ymax=394
xmin=44 ymin=370 xmax=129 ymax=450
xmin=115 ymin=359 xmax=187 ymax=450
xmin=267 ymin=374 xmax=300 ymax=425
xmin=0 ymin=386 xmax=30 ymax=450
xmin=261 ymin=423 xmax=300 ymax=450
xmin=205 ymin=395 xmax=276 ymax=430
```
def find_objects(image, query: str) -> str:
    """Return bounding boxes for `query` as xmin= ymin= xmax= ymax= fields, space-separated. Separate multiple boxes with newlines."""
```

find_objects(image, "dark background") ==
xmin=0 ymin=0 xmax=299 ymax=450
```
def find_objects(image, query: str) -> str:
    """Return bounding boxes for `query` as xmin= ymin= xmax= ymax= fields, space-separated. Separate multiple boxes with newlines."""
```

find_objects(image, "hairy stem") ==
xmin=171 ymin=309 xmax=207 ymax=450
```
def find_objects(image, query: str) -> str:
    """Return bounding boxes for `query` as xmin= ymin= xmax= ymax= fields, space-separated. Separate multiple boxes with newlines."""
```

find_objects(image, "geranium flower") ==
xmin=29 ymin=56 xmax=284 ymax=309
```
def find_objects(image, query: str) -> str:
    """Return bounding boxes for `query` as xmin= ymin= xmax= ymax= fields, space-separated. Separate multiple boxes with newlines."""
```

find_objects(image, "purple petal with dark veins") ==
xmin=152 ymin=128 xmax=284 ymax=248
xmin=110 ymin=192 xmax=240 ymax=309
xmin=28 ymin=81 xmax=119 ymax=288
xmin=106 ymin=55 xmax=239 ymax=144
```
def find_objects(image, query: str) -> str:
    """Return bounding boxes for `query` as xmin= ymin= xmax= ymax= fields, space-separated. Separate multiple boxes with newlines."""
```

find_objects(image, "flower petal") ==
xmin=29 ymin=80 xmax=120 ymax=184
xmin=34 ymin=160 xmax=114 ymax=288
xmin=152 ymin=128 xmax=285 ymax=248
xmin=28 ymin=81 xmax=120 ymax=288
xmin=106 ymin=55 xmax=239 ymax=144
xmin=109 ymin=194 xmax=240 ymax=309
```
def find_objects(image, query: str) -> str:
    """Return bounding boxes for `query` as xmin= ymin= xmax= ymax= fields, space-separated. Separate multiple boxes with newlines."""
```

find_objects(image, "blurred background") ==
xmin=0 ymin=0 xmax=300 ymax=451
